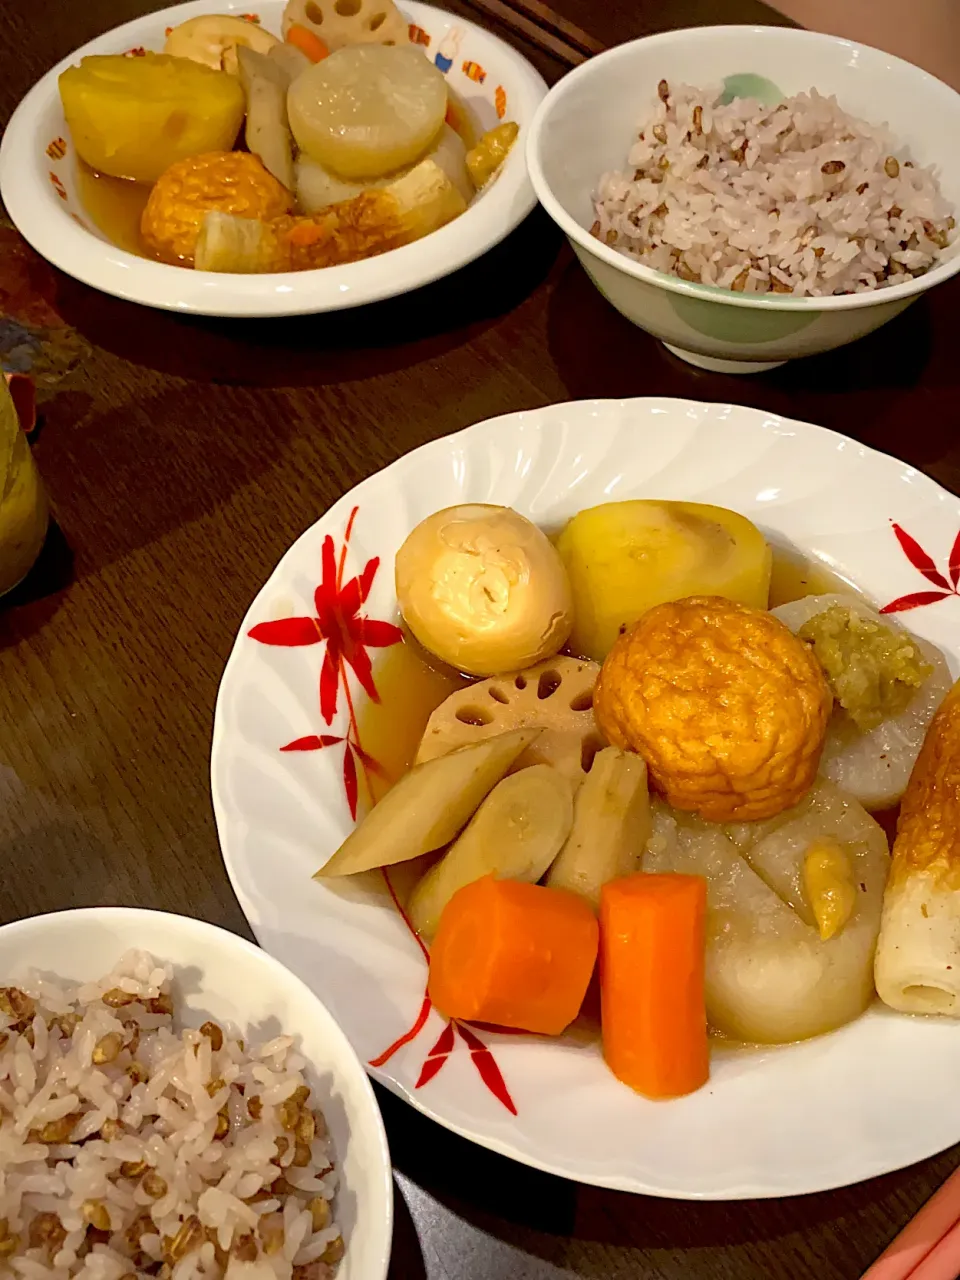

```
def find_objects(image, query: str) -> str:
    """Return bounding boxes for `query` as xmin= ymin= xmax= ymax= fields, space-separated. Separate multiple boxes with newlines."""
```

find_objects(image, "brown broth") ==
xmin=76 ymin=162 xmax=153 ymax=257
xmin=767 ymin=545 xmax=857 ymax=608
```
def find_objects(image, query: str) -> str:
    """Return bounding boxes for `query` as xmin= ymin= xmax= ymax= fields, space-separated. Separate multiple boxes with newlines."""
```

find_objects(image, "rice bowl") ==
xmin=593 ymin=84 xmax=955 ymax=297
xmin=527 ymin=26 xmax=960 ymax=372
xmin=0 ymin=909 xmax=393 ymax=1280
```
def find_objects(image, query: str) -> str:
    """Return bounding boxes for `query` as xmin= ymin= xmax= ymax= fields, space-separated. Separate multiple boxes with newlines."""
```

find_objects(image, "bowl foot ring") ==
xmin=662 ymin=343 xmax=787 ymax=375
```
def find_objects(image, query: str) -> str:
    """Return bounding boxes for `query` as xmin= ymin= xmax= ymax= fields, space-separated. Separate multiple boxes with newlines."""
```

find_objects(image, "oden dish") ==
xmin=212 ymin=399 xmax=960 ymax=1198
xmin=0 ymin=0 xmax=547 ymax=316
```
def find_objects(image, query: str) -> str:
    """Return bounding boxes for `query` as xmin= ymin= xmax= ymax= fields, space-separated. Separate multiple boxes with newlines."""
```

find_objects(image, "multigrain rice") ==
xmin=593 ymin=82 xmax=956 ymax=296
xmin=0 ymin=952 xmax=343 ymax=1279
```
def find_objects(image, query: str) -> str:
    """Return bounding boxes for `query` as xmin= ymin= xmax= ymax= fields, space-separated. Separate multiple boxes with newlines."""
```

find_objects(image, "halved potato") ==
xmin=58 ymin=53 xmax=245 ymax=183
xmin=556 ymin=500 xmax=773 ymax=661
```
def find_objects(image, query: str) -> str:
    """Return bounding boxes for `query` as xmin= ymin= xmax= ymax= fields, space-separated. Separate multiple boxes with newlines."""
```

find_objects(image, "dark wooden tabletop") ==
xmin=3 ymin=0 xmax=960 ymax=1276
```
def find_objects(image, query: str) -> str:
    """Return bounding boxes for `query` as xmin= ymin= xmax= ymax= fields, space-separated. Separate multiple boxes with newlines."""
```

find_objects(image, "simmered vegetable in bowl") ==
xmin=54 ymin=0 xmax=523 ymax=273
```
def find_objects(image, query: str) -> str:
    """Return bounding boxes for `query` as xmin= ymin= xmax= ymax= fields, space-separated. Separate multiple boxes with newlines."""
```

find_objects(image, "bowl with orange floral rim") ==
xmin=212 ymin=396 xmax=960 ymax=1198
xmin=0 ymin=0 xmax=546 ymax=317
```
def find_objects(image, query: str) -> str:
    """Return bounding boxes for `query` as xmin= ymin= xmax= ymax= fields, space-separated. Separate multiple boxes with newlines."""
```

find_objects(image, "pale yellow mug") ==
xmin=0 ymin=375 xmax=49 ymax=597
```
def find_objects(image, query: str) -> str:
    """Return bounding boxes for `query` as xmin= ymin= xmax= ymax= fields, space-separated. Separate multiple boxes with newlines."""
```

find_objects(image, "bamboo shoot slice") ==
xmin=408 ymin=764 xmax=574 ymax=939
xmin=546 ymin=747 xmax=651 ymax=910
xmin=237 ymin=46 xmax=295 ymax=190
xmin=314 ymin=728 xmax=540 ymax=879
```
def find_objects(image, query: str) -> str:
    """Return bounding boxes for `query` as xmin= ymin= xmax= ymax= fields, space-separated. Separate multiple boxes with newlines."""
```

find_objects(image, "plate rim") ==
xmin=211 ymin=396 xmax=960 ymax=1199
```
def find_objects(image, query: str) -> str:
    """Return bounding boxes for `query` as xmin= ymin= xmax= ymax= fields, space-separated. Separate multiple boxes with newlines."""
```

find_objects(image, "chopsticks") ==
xmin=862 ymin=1163 xmax=960 ymax=1280
xmin=458 ymin=0 xmax=606 ymax=67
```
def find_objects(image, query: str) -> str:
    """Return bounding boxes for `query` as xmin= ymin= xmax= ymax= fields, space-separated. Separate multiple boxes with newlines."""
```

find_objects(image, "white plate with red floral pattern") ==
xmin=211 ymin=397 xmax=960 ymax=1198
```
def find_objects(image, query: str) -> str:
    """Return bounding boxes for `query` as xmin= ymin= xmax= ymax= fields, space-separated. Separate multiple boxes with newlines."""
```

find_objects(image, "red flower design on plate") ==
xmin=248 ymin=506 xmax=401 ymax=818
xmin=250 ymin=506 xmax=518 ymax=1114
xmin=368 ymin=870 xmax=518 ymax=1115
xmin=881 ymin=522 xmax=960 ymax=613
xmin=46 ymin=137 xmax=67 ymax=161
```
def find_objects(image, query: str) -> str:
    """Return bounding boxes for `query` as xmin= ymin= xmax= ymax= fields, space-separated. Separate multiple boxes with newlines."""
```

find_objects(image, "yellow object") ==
xmin=466 ymin=121 xmax=519 ymax=189
xmin=58 ymin=53 xmax=245 ymax=184
xmin=141 ymin=151 xmax=292 ymax=265
xmin=595 ymin=596 xmax=832 ymax=822
xmin=556 ymin=500 xmax=773 ymax=662
xmin=875 ymin=679 xmax=960 ymax=1016
xmin=287 ymin=45 xmax=448 ymax=179
xmin=0 ymin=380 xmax=48 ymax=598
xmin=196 ymin=157 xmax=464 ymax=272
xmin=163 ymin=14 xmax=280 ymax=75
xmin=395 ymin=504 xmax=573 ymax=676
xmin=798 ymin=603 xmax=932 ymax=732
xmin=802 ymin=837 xmax=856 ymax=940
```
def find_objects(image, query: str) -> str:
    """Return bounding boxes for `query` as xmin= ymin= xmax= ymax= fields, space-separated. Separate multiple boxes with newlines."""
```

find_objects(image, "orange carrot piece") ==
xmin=428 ymin=875 xmax=598 ymax=1036
xmin=286 ymin=24 xmax=329 ymax=61
xmin=600 ymin=873 xmax=709 ymax=1099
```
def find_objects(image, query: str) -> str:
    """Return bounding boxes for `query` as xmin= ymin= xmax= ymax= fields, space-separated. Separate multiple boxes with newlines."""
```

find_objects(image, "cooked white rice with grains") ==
xmin=593 ymin=81 xmax=956 ymax=296
xmin=0 ymin=952 xmax=343 ymax=1280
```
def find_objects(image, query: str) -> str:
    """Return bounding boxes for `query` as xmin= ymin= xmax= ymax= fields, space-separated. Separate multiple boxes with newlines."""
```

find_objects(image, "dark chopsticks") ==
xmin=458 ymin=0 xmax=606 ymax=66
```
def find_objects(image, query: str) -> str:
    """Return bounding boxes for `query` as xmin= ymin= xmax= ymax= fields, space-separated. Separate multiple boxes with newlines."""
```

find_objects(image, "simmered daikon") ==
xmin=773 ymin=593 xmax=952 ymax=809
xmin=296 ymin=123 xmax=473 ymax=213
xmin=288 ymin=44 xmax=448 ymax=180
xmin=644 ymin=781 xmax=888 ymax=1043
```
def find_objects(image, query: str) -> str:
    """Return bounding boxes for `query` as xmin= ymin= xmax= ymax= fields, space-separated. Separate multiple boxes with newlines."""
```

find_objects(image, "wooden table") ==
xmin=3 ymin=0 xmax=960 ymax=1275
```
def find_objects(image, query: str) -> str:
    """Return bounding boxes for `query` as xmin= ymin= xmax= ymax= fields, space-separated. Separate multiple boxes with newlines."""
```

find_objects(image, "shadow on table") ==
xmin=545 ymin=256 xmax=960 ymax=480
xmin=54 ymin=210 xmax=563 ymax=389
xmin=377 ymin=1082 xmax=960 ymax=1276
xmin=388 ymin=1174 xmax=430 ymax=1280
xmin=0 ymin=519 xmax=74 ymax=641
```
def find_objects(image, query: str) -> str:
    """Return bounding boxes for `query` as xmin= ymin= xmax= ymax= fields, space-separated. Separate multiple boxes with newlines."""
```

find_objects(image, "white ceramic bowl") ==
xmin=0 ymin=907 xmax=393 ymax=1279
xmin=526 ymin=25 xmax=960 ymax=373
xmin=0 ymin=0 xmax=546 ymax=317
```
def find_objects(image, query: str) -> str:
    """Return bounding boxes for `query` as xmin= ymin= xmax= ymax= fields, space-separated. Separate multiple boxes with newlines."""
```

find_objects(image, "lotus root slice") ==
xmin=415 ymin=656 xmax=603 ymax=789
xmin=281 ymin=0 xmax=411 ymax=51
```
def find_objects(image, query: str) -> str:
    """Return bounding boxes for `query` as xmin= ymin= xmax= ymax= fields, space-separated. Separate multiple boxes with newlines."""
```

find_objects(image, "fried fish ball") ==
xmin=141 ymin=151 xmax=293 ymax=265
xmin=595 ymin=596 xmax=832 ymax=821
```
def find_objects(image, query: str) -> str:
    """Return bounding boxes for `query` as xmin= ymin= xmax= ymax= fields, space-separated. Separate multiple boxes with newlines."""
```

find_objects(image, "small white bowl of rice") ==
xmin=0 ymin=908 xmax=392 ymax=1280
xmin=526 ymin=25 xmax=960 ymax=372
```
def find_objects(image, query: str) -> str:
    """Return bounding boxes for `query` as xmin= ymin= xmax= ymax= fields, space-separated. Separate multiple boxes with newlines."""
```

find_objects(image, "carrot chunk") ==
xmin=286 ymin=24 xmax=329 ymax=61
xmin=600 ymin=873 xmax=709 ymax=1099
xmin=428 ymin=875 xmax=599 ymax=1036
